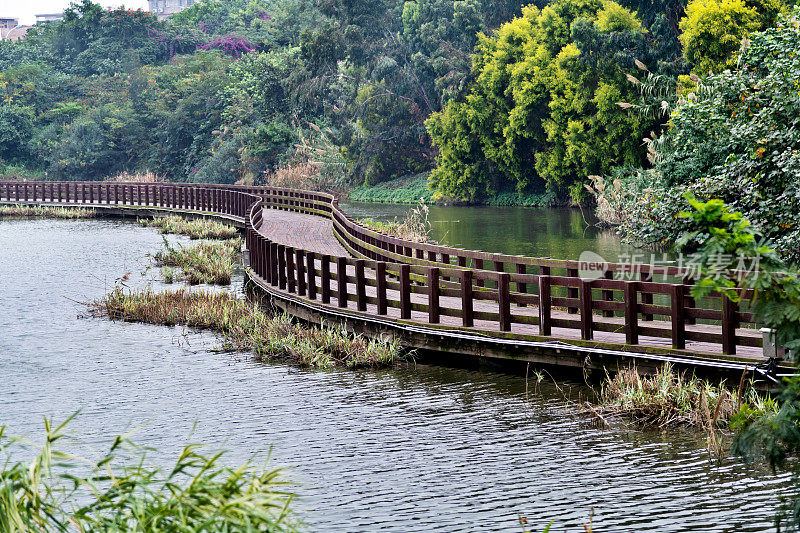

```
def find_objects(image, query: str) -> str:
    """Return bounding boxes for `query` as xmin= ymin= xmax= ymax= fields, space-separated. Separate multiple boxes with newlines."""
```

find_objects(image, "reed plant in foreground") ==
xmin=595 ymin=363 xmax=777 ymax=429
xmin=92 ymin=287 xmax=404 ymax=369
xmin=0 ymin=415 xmax=297 ymax=532
xmin=153 ymin=238 xmax=241 ymax=285
xmin=0 ymin=204 xmax=96 ymax=219
xmin=140 ymin=215 xmax=239 ymax=240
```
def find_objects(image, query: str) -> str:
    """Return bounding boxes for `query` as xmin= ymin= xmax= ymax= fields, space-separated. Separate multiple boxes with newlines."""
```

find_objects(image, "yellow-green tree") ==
xmin=426 ymin=0 xmax=651 ymax=201
xmin=678 ymin=0 xmax=785 ymax=75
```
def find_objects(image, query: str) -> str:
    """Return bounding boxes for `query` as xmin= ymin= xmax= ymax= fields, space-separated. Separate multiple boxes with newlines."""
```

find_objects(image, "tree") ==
xmin=426 ymin=0 xmax=656 ymax=201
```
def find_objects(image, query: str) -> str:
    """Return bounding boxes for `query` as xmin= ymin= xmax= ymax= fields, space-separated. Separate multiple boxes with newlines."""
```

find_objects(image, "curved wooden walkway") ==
xmin=0 ymin=180 xmax=788 ymax=384
xmin=255 ymin=208 xmax=765 ymax=361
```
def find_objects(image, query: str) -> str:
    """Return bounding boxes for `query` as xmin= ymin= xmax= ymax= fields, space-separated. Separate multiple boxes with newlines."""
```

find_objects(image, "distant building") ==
xmin=35 ymin=13 xmax=64 ymax=24
xmin=0 ymin=26 xmax=30 ymax=41
xmin=148 ymin=0 xmax=196 ymax=20
xmin=0 ymin=17 xmax=18 ymax=28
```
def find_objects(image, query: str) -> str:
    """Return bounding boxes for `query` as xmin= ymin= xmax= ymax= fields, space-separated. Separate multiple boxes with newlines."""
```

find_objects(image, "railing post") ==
xmin=321 ymin=255 xmax=331 ymax=304
xmin=516 ymin=264 xmax=527 ymax=307
xmin=722 ymin=294 xmax=738 ymax=355
xmin=277 ymin=244 xmax=287 ymax=290
xmin=669 ymin=284 xmax=686 ymax=349
xmin=640 ymin=271 xmax=653 ymax=321
xmin=498 ymin=272 xmax=511 ymax=332
xmin=683 ymin=277 xmax=696 ymax=325
xmin=295 ymin=249 xmax=306 ymax=296
xmin=475 ymin=258 xmax=485 ymax=287
xmin=624 ymin=281 xmax=639 ymax=345
xmin=270 ymin=242 xmax=279 ymax=286
xmin=601 ymin=270 xmax=615 ymax=317
xmin=376 ymin=262 xmax=387 ymax=315
xmin=428 ymin=267 xmax=440 ymax=324
xmin=579 ymin=279 xmax=593 ymax=340
xmin=399 ymin=264 xmax=411 ymax=319
xmin=306 ymin=253 xmax=316 ymax=299
xmin=461 ymin=269 xmax=473 ymax=327
xmin=355 ymin=259 xmax=367 ymax=311
xmin=538 ymin=275 xmax=551 ymax=336
xmin=286 ymin=247 xmax=296 ymax=293
xmin=567 ymin=267 xmax=579 ymax=314
xmin=337 ymin=257 xmax=348 ymax=308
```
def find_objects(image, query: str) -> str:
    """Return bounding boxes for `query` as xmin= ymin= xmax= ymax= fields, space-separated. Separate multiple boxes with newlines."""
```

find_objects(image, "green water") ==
xmin=341 ymin=202 xmax=670 ymax=265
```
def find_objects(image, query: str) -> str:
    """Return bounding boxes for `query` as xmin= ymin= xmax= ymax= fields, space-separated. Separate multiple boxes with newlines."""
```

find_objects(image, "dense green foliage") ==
xmin=606 ymin=10 xmax=800 ymax=262
xmin=0 ymin=0 xmax=535 ymax=187
xmin=675 ymin=197 xmax=800 ymax=529
xmin=425 ymin=0 xmax=679 ymax=201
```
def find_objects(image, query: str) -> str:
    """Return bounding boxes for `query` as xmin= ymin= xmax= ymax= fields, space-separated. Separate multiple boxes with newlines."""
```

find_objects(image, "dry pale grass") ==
xmin=594 ymin=363 xmax=776 ymax=429
xmin=92 ymin=287 xmax=405 ymax=369
xmin=140 ymin=215 xmax=240 ymax=240
xmin=107 ymin=170 xmax=165 ymax=183
xmin=0 ymin=205 xmax=96 ymax=219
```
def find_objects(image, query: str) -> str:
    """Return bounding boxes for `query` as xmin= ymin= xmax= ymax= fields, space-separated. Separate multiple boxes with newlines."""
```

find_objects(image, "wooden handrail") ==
xmin=0 ymin=180 xmax=762 ymax=356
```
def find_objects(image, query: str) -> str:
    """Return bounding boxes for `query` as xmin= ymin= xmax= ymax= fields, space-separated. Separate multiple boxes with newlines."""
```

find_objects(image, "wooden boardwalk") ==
xmin=1 ymin=180 xmax=784 ymax=380
xmin=255 ymin=208 xmax=766 ymax=362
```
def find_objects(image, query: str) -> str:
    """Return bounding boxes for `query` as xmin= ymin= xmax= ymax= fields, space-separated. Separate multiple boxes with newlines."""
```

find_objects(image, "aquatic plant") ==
xmin=0 ymin=205 xmax=96 ymax=219
xmin=0 ymin=415 xmax=297 ymax=532
xmin=152 ymin=238 xmax=240 ymax=285
xmin=596 ymin=363 xmax=776 ymax=429
xmin=140 ymin=215 xmax=240 ymax=240
xmin=357 ymin=199 xmax=433 ymax=244
xmin=92 ymin=287 xmax=405 ymax=369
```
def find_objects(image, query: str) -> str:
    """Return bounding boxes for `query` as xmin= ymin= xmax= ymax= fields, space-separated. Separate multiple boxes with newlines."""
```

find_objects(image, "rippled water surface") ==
xmin=0 ymin=217 xmax=792 ymax=531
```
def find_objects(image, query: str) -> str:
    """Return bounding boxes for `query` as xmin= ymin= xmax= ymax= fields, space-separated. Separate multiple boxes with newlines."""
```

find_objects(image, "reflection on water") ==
xmin=0 ymin=218 xmax=790 ymax=531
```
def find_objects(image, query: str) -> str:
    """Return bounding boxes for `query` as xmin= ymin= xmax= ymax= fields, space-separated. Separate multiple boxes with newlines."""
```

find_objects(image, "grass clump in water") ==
xmin=357 ymin=200 xmax=434 ymax=244
xmin=153 ymin=238 xmax=240 ymax=285
xmin=595 ymin=363 xmax=777 ymax=429
xmin=92 ymin=287 xmax=405 ymax=369
xmin=140 ymin=215 xmax=239 ymax=240
xmin=0 ymin=204 xmax=96 ymax=219
xmin=0 ymin=415 xmax=297 ymax=532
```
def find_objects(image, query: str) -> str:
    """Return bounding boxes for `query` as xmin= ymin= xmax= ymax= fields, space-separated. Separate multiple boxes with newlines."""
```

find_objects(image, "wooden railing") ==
xmin=0 ymin=180 xmax=761 ymax=357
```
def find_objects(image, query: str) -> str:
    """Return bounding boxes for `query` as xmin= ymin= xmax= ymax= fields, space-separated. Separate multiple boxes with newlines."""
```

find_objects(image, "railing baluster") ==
xmin=307 ymin=253 xmax=316 ymax=300
xmin=376 ymin=262 xmax=387 ymax=315
xmin=461 ymin=270 xmax=473 ymax=327
xmin=321 ymin=255 xmax=331 ymax=304
xmin=722 ymin=294 xmax=738 ymax=355
xmin=355 ymin=259 xmax=366 ymax=311
xmin=567 ymin=267 xmax=579 ymax=314
xmin=278 ymin=244 xmax=287 ymax=290
xmin=538 ymin=275 xmax=551 ymax=336
xmin=670 ymin=284 xmax=686 ymax=349
xmin=337 ymin=257 xmax=348 ymax=308
xmin=579 ymin=280 xmax=593 ymax=340
xmin=399 ymin=264 xmax=411 ymax=319
xmin=498 ymin=272 xmax=511 ymax=332
xmin=295 ymin=249 xmax=306 ymax=296
xmin=428 ymin=267 xmax=440 ymax=324
xmin=286 ymin=247 xmax=296 ymax=293
xmin=624 ymin=281 xmax=639 ymax=345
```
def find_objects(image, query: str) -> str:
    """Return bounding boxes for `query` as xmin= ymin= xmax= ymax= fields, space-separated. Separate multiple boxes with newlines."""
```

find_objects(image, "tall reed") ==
xmin=0 ymin=415 xmax=297 ymax=532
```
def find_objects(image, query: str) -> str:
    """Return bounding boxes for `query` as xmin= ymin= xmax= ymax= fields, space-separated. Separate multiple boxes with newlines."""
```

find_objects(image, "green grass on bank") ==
xmin=347 ymin=172 xmax=559 ymax=206
xmin=348 ymin=173 xmax=435 ymax=204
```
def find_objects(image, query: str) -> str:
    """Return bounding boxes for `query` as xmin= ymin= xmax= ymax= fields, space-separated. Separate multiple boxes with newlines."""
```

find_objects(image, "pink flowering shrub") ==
xmin=199 ymin=35 xmax=256 ymax=58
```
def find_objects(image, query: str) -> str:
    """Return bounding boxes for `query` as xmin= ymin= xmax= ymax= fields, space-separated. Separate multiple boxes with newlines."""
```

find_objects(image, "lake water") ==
xmin=340 ymin=202 xmax=672 ymax=266
xmin=0 ymin=216 xmax=791 ymax=532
